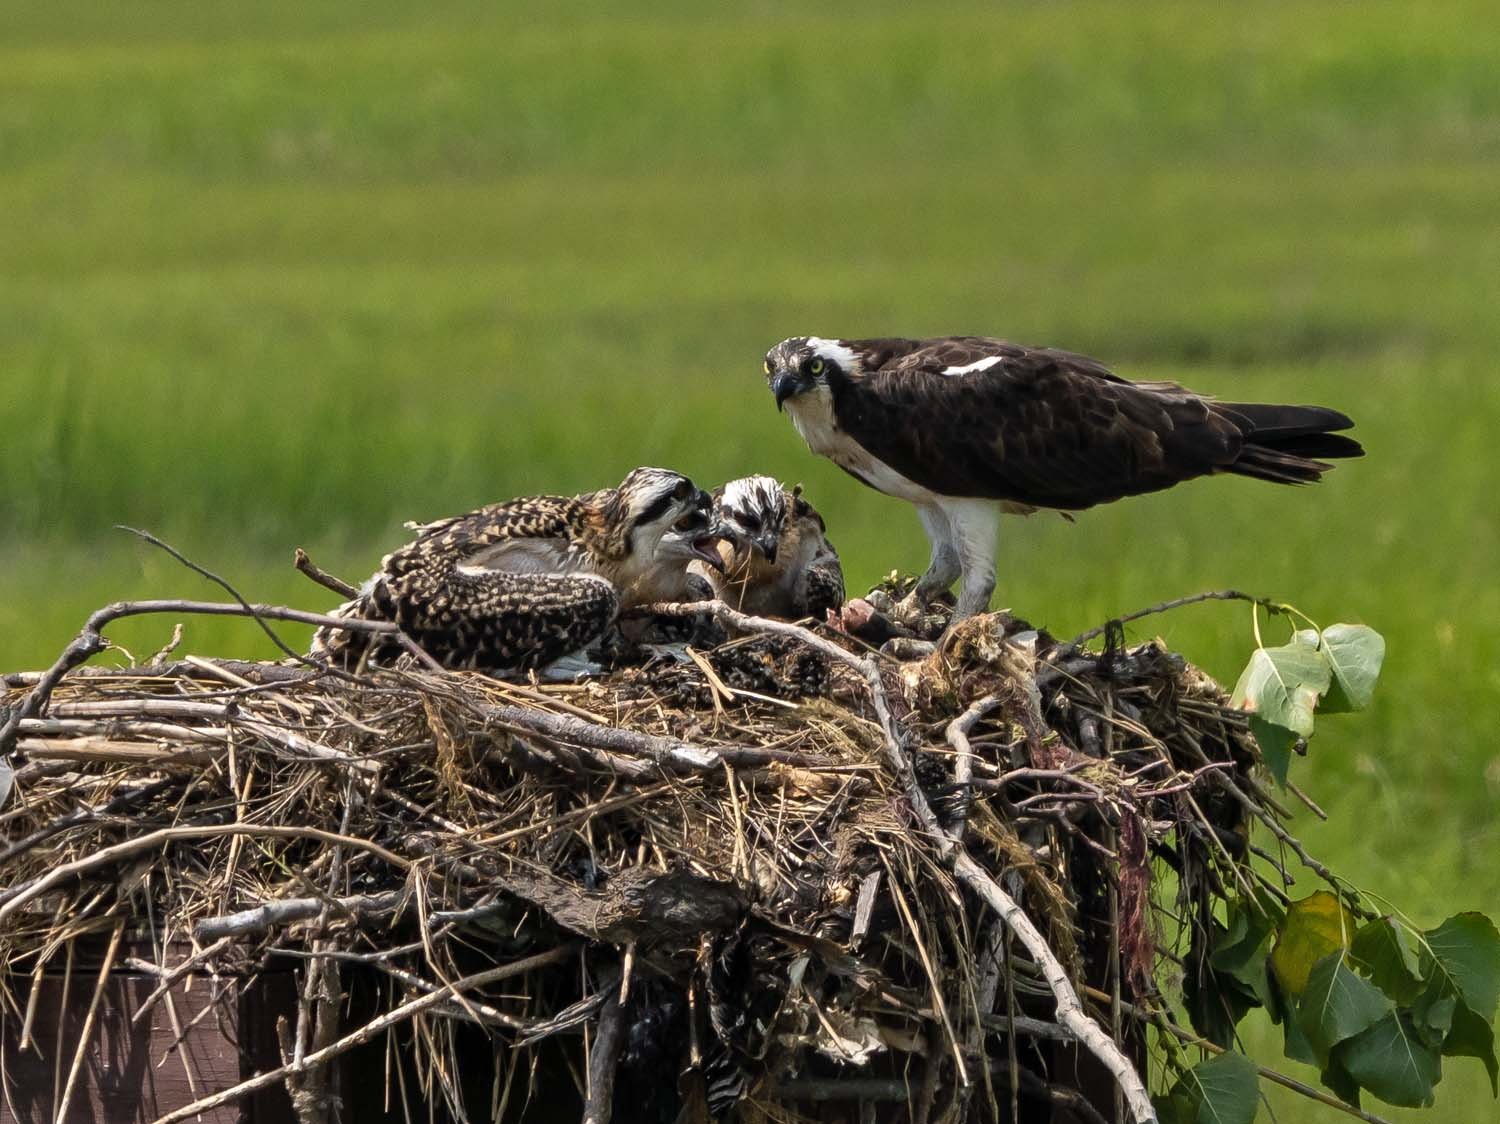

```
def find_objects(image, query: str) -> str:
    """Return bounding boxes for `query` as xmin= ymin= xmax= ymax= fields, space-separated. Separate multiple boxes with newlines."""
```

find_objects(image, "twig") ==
xmin=294 ymin=548 xmax=359 ymax=599
xmin=194 ymin=892 xmax=402 ymax=942
xmin=130 ymin=938 xmax=234 ymax=1025
xmin=1084 ymin=986 xmax=1394 ymax=1124
xmin=0 ymin=598 xmax=398 ymax=755
xmin=945 ymin=693 xmax=1002 ymax=841
xmin=649 ymin=600 xmax=1158 ymax=1124
xmin=582 ymin=979 xmax=626 ymax=1124
xmin=1062 ymin=589 xmax=1283 ymax=651
xmin=0 ymin=776 xmax=183 ymax=865
xmin=119 ymin=526 xmax=324 ymax=666
xmin=149 ymin=944 xmax=579 ymax=1124
xmin=480 ymin=702 xmax=720 ymax=772
xmin=0 ymin=824 xmax=411 ymax=921
xmin=55 ymin=917 xmax=126 ymax=1124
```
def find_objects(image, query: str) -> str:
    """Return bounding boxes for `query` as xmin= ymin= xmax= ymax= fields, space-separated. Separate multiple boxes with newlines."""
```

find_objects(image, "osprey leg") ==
xmin=949 ymin=500 xmax=1001 ymax=622
xmin=912 ymin=504 xmax=962 ymax=601
xmin=894 ymin=504 xmax=962 ymax=623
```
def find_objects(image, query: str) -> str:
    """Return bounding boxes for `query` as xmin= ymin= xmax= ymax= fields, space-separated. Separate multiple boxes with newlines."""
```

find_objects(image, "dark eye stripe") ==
xmin=634 ymin=491 xmax=677 ymax=527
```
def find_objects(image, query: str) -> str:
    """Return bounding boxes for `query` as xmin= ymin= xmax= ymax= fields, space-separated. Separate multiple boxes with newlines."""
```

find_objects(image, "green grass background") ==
xmin=2 ymin=1 xmax=1497 ymax=1118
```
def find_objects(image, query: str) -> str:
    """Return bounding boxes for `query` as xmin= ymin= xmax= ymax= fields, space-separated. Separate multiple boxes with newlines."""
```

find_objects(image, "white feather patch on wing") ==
xmin=941 ymin=355 xmax=1003 ymax=376
xmin=457 ymin=538 xmax=596 ymax=576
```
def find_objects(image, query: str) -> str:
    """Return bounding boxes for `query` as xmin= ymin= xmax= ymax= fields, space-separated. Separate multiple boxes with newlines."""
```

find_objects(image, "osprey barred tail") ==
xmin=764 ymin=335 xmax=1362 ymax=621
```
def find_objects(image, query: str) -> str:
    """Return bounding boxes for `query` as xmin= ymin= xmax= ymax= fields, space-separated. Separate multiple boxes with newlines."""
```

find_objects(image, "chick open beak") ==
xmin=692 ymin=530 xmax=727 ymax=572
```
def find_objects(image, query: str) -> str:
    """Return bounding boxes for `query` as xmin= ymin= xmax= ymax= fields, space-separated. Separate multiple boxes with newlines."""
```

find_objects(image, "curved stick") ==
xmin=0 ymin=598 xmax=401 ymax=755
xmin=647 ymin=601 xmax=1158 ymax=1123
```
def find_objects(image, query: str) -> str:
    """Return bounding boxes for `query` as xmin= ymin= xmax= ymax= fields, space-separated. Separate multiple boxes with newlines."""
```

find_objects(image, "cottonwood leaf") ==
xmin=1179 ymin=1050 xmax=1260 ymax=1124
xmin=1444 ymin=1000 xmax=1499 ymax=1097
xmin=1272 ymin=891 xmax=1356 ymax=996
xmin=1154 ymin=1088 xmax=1199 ymax=1124
xmin=1425 ymin=912 xmax=1500 ymax=1019
xmin=1321 ymin=1056 xmax=1363 ymax=1108
xmin=1298 ymin=952 xmax=1393 ymax=1066
xmin=1214 ymin=897 xmax=1281 ymax=980
xmin=1266 ymin=971 xmax=1317 ymax=1065
xmin=1350 ymin=916 xmax=1423 ymax=1005
xmin=1231 ymin=639 xmax=1330 ymax=737
xmin=1411 ymin=982 xmax=1457 ymax=1047
xmin=1314 ymin=624 xmax=1385 ymax=713
xmin=1247 ymin=716 xmax=1297 ymax=785
xmin=1335 ymin=1012 xmax=1441 ymax=1108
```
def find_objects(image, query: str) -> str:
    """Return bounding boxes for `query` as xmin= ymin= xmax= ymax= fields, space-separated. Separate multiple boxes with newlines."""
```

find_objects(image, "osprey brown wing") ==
xmin=832 ymin=340 xmax=1353 ymax=510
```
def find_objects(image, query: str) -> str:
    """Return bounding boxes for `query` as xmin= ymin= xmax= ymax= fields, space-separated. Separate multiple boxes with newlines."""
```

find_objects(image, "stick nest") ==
xmin=0 ymin=603 xmax=1272 ymax=1123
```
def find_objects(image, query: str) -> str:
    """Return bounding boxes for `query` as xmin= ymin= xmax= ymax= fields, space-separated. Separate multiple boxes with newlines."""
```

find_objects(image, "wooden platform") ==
xmin=1 ymin=941 xmax=296 ymax=1124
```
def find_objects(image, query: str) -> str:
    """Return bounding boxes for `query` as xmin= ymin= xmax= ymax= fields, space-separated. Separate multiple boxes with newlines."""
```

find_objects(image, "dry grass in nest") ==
xmin=0 ymin=593 xmax=1294 ymax=1124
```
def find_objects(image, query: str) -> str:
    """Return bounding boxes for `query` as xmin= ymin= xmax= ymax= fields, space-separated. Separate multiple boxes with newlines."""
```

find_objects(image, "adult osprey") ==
xmin=764 ymin=336 xmax=1363 ymax=621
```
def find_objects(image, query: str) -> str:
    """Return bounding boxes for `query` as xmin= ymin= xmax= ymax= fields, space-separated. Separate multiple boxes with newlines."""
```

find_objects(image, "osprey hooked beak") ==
xmin=672 ymin=507 xmax=728 ymax=573
xmin=770 ymin=369 xmax=802 ymax=412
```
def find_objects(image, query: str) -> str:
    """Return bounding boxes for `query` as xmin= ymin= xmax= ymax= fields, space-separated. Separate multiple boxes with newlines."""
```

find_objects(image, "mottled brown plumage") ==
xmin=313 ymin=468 xmax=722 ymax=670
xmin=766 ymin=335 xmax=1362 ymax=620
xmin=693 ymin=476 xmax=844 ymax=620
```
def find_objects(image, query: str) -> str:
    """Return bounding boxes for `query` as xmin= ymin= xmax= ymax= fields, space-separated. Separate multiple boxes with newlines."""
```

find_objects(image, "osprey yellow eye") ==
xmin=763 ymin=359 xmax=773 ymax=375
xmin=808 ymin=358 xmax=825 ymax=375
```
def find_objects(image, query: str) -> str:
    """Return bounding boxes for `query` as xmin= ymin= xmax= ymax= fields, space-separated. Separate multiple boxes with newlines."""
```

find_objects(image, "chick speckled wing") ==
xmin=313 ymin=495 xmax=617 ymax=670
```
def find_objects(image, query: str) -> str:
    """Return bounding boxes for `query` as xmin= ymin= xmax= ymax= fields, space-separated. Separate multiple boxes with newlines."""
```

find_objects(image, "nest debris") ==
xmin=0 ymin=591 xmax=1307 ymax=1124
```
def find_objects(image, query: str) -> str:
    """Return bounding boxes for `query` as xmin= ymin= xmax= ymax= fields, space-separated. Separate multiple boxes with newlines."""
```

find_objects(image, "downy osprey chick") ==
xmin=765 ymin=335 xmax=1363 ymax=623
xmin=312 ymin=467 xmax=724 ymax=670
xmin=693 ymin=476 xmax=844 ymax=620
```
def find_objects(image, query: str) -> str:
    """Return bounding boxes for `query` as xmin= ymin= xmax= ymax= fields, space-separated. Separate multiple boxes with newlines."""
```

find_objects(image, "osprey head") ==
xmin=612 ymin=467 xmax=724 ymax=573
xmin=765 ymin=337 xmax=859 ymax=410
xmin=716 ymin=475 xmax=789 ymax=565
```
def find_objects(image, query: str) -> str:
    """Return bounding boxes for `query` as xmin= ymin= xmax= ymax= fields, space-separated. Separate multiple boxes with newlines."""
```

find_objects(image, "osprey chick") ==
xmin=765 ymin=335 xmax=1363 ymax=621
xmin=693 ymin=476 xmax=844 ymax=620
xmin=313 ymin=467 xmax=723 ymax=670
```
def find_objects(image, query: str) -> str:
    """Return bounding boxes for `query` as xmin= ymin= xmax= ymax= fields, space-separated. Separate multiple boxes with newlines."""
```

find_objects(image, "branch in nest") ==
xmin=645 ymin=600 xmax=1158 ymax=1124
xmin=0 ymin=823 xmax=411 ymax=921
xmin=294 ymin=548 xmax=359 ymax=599
xmin=582 ymin=974 xmax=626 ymax=1124
xmin=0 ymin=598 xmax=402 ymax=756
xmin=194 ymin=892 xmax=405 ymax=943
xmin=1060 ymin=588 xmax=1284 ymax=653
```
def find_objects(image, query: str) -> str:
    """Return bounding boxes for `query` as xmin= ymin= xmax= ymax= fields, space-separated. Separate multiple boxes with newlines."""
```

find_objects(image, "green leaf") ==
xmin=1181 ymin=1051 xmax=1260 ymax=1124
xmin=1444 ymin=1000 xmax=1499 ymax=1097
xmin=1154 ymin=1088 xmax=1199 ymax=1124
xmin=1214 ymin=898 xmax=1281 ymax=980
xmin=1412 ymin=983 xmax=1457 ymax=1047
xmin=1231 ymin=638 xmax=1331 ymax=738
xmin=1314 ymin=624 xmax=1386 ymax=713
xmin=1350 ymin=916 xmax=1424 ymax=1005
xmin=1186 ymin=966 xmax=1260 ymax=1049
xmin=1266 ymin=970 xmax=1317 ymax=1065
xmin=1298 ymin=952 xmax=1394 ymax=1066
xmin=1425 ymin=912 xmax=1500 ymax=1019
xmin=1246 ymin=716 xmax=1297 ymax=785
xmin=1335 ymin=1012 xmax=1441 ymax=1108
xmin=1272 ymin=891 xmax=1356 ymax=996
xmin=1321 ymin=1056 xmax=1363 ymax=1108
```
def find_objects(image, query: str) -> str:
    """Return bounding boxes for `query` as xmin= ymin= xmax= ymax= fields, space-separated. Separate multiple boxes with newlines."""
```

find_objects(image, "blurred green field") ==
xmin=2 ymin=1 xmax=1498 ymax=1118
